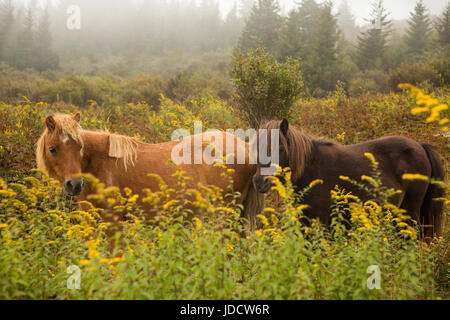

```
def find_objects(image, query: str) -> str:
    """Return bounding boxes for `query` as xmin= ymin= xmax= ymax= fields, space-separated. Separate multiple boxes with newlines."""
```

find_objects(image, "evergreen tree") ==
xmin=239 ymin=0 xmax=255 ymax=19
xmin=356 ymin=0 xmax=392 ymax=70
xmin=224 ymin=3 xmax=244 ymax=47
xmin=237 ymin=0 xmax=282 ymax=54
xmin=296 ymin=0 xmax=319 ymax=59
xmin=337 ymin=0 xmax=357 ymax=42
xmin=309 ymin=1 xmax=340 ymax=91
xmin=0 ymin=0 xmax=14 ymax=61
xmin=34 ymin=6 xmax=58 ymax=71
xmin=276 ymin=8 xmax=302 ymax=59
xmin=435 ymin=1 xmax=450 ymax=47
xmin=405 ymin=0 xmax=432 ymax=56
xmin=15 ymin=1 xmax=35 ymax=70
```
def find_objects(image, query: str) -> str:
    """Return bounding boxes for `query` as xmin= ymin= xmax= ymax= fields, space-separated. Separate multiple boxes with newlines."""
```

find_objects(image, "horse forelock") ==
xmin=260 ymin=120 xmax=313 ymax=181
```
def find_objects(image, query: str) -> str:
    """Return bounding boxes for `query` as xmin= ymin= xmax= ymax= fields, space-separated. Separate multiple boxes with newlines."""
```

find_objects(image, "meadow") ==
xmin=0 ymin=85 xmax=448 ymax=299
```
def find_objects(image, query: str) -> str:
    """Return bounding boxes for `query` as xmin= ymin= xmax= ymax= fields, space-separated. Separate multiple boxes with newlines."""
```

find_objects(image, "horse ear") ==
xmin=280 ymin=118 xmax=289 ymax=136
xmin=45 ymin=115 xmax=56 ymax=132
xmin=73 ymin=112 xmax=81 ymax=123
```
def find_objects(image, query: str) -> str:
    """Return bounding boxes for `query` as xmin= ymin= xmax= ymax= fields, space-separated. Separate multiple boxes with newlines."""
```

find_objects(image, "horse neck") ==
xmin=80 ymin=130 xmax=110 ymax=170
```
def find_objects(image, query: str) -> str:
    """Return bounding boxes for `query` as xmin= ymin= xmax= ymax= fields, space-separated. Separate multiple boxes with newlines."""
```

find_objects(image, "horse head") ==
xmin=252 ymin=118 xmax=312 ymax=194
xmin=36 ymin=112 xmax=86 ymax=196
xmin=252 ymin=119 xmax=290 ymax=194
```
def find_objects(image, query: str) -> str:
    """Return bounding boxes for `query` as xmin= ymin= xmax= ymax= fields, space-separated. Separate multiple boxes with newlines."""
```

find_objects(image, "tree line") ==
xmin=238 ymin=0 xmax=450 ymax=95
xmin=0 ymin=0 xmax=449 ymax=97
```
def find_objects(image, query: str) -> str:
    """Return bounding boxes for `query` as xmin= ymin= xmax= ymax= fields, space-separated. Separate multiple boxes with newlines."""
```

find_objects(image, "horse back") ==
xmin=296 ymin=136 xmax=433 ymax=224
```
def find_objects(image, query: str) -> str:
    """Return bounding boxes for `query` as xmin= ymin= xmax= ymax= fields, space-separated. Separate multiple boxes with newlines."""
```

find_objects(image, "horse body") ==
xmin=297 ymin=136 xmax=431 ymax=223
xmin=36 ymin=113 xmax=262 ymax=230
xmin=253 ymin=119 xmax=444 ymax=239
xmin=78 ymin=130 xmax=254 ymax=205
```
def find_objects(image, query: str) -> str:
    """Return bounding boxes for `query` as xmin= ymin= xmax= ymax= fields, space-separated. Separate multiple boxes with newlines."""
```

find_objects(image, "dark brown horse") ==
xmin=36 ymin=113 xmax=263 ymax=231
xmin=252 ymin=119 xmax=445 ymax=239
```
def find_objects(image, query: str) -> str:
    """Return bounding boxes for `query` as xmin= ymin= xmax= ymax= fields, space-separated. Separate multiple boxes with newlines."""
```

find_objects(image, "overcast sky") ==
xmin=31 ymin=0 xmax=450 ymax=26
xmin=219 ymin=0 xmax=449 ymax=25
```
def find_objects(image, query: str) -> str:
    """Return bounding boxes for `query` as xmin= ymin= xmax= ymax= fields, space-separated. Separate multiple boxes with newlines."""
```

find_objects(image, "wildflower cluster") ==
xmin=399 ymin=83 xmax=449 ymax=132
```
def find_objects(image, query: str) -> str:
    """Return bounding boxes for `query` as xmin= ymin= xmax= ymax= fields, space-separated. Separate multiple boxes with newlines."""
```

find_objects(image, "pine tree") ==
xmin=239 ymin=0 xmax=255 ymax=19
xmin=276 ymin=8 xmax=302 ymax=59
xmin=237 ymin=0 xmax=282 ymax=54
xmin=224 ymin=3 xmax=244 ymax=47
xmin=15 ymin=1 xmax=35 ymax=70
xmin=435 ymin=2 xmax=450 ymax=47
xmin=405 ymin=0 xmax=432 ymax=56
xmin=306 ymin=1 xmax=340 ymax=92
xmin=34 ymin=6 xmax=58 ymax=71
xmin=0 ymin=0 xmax=15 ymax=61
xmin=337 ymin=0 xmax=357 ymax=42
xmin=297 ymin=0 xmax=319 ymax=50
xmin=356 ymin=0 xmax=392 ymax=70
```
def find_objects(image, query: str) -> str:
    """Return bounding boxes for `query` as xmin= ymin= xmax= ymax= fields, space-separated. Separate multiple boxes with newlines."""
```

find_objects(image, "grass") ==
xmin=0 ymin=87 xmax=448 ymax=299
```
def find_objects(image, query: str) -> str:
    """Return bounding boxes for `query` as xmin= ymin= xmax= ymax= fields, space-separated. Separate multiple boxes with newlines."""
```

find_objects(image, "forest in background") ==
xmin=0 ymin=0 xmax=449 ymax=107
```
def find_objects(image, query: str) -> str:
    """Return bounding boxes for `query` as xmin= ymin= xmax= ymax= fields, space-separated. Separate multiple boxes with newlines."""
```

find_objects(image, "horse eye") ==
xmin=49 ymin=146 xmax=57 ymax=155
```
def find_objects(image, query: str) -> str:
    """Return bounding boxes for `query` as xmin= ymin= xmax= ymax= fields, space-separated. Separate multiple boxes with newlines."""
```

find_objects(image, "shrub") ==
xmin=230 ymin=48 xmax=303 ymax=127
xmin=348 ymin=69 xmax=389 ymax=97
xmin=388 ymin=62 xmax=441 ymax=92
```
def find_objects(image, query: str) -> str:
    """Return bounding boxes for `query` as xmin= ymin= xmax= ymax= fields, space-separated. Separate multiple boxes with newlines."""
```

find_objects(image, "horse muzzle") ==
xmin=64 ymin=178 xmax=86 ymax=196
xmin=253 ymin=175 xmax=272 ymax=194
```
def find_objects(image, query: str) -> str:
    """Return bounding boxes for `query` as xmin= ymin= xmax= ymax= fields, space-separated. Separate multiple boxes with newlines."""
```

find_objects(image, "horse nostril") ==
xmin=64 ymin=180 xmax=73 ymax=191
xmin=64 ymin=180 xmax=73 ymax=194
xmin=65 ymin=178 xmax=85 ymax=196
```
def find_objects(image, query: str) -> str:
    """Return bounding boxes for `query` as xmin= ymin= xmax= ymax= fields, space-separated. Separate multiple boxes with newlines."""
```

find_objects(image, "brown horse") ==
xmin=36 ymin=112 xmax=263 ymax=231
xmin=252 ymin=119 xmax=445 ymax=240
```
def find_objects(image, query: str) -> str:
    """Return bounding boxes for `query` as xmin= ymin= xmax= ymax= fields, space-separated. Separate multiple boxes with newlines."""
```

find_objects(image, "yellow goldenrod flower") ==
xmin=79 ymin=259 xmax=91 ymax=266
xmin=257 ymin=214 xmax=269 ymax=226
xmin=402 ymin=173 xmax=429 ymax=182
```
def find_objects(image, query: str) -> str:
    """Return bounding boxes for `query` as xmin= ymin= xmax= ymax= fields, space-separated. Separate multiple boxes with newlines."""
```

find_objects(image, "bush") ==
xmin=230 ymin=48 xmax=303 ymax=127
xmin=348 ymin=70 xmax=389 ymax=97
xmin=388 ymin=62 xmax=441 ymax=92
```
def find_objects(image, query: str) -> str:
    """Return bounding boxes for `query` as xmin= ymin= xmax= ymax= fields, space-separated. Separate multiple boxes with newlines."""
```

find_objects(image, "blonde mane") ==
xmin=36 ymin=114 xmax=139 ymax=175
xmin=108 ymin=133 xmax=139 ymax=171
xmin=260 ymin=120 xmax=315 ymax=181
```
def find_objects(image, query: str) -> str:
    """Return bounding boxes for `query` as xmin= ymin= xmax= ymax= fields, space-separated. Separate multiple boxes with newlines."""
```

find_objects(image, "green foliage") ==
xmin=276 ymin=8 xmax=303 ymax=60
xmin=405 ymin=1 xmax=432 ymax=57
xmin=337 ymin=0 xmax=358 ymax=42
xmin=0 ymin=84 xmax=448 ymax=299
xmin=0 ymin=61 xmax=232 ymax=108
xmin=0 ymin=0 xmax=14 ymax=60
xmin=388 ymin=55 xmax=450 ymax=91
xmin=33 ymin=6 xmax=59 ymax=72
xmin=0 ymin=158 xmax=446 ymax=299
xmin=291 ymin=88 xmax=449 ymax=156
xmin=237 ymin=0 xmax=282 ymax=55
xmin=277 ymin=0 xmax=342 ymax=94
xmin=230 ymin=48 xmax=303 ymax=127
xmin=303 ymin=1 xmax=340 ymax=92
xmin=435 ymin=2 xmax=450 ymax=47
xmin=356 ymin=0 xmax=393 ymax=70
xmin=348 ymin=69 xmax=389 ymax=96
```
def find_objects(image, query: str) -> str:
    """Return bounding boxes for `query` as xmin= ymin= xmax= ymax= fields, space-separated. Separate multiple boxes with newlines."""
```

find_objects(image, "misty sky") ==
xmin=219 ymin=0 xmax=449 ymax=25
xmin=30 ymin=0 xmax=450 ymax=26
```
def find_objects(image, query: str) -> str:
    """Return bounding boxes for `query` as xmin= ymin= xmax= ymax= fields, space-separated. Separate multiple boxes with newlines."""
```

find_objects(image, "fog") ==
xmin=219 ymin=0 xmax=449 ymax=24
xmin=24 ymin=0 xmax=450 ymax=25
